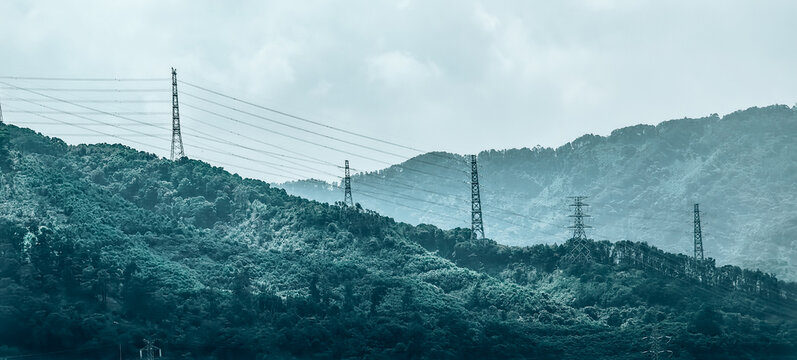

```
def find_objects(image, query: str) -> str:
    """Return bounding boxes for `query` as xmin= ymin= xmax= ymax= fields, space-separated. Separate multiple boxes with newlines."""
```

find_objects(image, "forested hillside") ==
xmin=0 ymin=123 xmax=795 ymax=359
xmin=284 ymin=105 xmax=797 ymax=281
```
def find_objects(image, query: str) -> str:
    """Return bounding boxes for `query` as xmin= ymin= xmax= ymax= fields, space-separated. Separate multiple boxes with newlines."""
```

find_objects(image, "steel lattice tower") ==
xmin=642 ymin=330 xmax=673 ymax=360
xmin=139 ymin=339 xmax=162 ymax=360
xmin=343 ymin=160 xmax=353 ymax=206
xmin=170 ymin=68 xmax=185 ymax=160
xmin=694 ymin=203 xmax=704 ymax=260
xmin=470 ymin=155 xmax=485 ymax=239
xmin=563 ymin=196 xmax=592 ymax=262
xmin=0 ymin=97 xmax=4 ymax=124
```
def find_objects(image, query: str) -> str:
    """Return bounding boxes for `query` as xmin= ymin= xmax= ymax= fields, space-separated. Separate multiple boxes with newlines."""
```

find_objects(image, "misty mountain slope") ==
xmin=283 ymin=105 xmax=797 ymax=281
xmin=0 ymin=123 xmax=795 ymax=359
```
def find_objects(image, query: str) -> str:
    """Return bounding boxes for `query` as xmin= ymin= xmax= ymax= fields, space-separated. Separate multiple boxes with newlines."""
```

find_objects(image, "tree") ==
xmin=689 ymin=306 xmax=723 ymax=336
xmin=0 ymin=125 xmax=13 ymax=171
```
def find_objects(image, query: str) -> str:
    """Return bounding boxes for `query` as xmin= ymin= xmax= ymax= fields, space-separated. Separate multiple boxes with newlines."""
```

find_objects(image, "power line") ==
xmin=0 ymin=81 xmax=171 ymax=131
xmin=6 ymin=121 xmax=165 ymax=126
xmin=42 ymin=133 xmax=165 ymax=137
xmin=0 ymin=79 xmax=766 ymax=258
xmin=303 ymin=181 xmax=469 ymax=225
xmin=181 ymin=102 xmax=456 ymax=181
xmin=356 ymin=180 xmax=466 ymax=212
xmin=0 ymin=75 xmax=168 ymax=81
xmin=182 ymin=91 xmax=471 ymax=176
xmin=182 ymin=102 xmax=392 ymax=165
xmin=2 ymin=91 xmax=343 ymax=174
xmin=180 ymin=82 xmax=469 ymax=174
xmin=180 ymin=113 xmax=342 ymax=168
xmin=3 ymin=105 xmax=300 ymax=181
xmin=0 ymin=95 xmax=721 ymax=243
xmin=354 ymin=188 xmax=468 ymax=225
xmin=2 ymin=88 xmax=563 ymax=235
xmin=0 ymin=88 xmax=165 ymax=138
xmin=2 ymin=98 xmax=170 ymax=103
xmin=5 ymin=110 xmax=168 ymax=115
xmin=181 ymin=79 xmax=426 ymax=153
xmin=1 ymin=104 xmax=169 ymax=152
xmin=350 ymin=179 xmax=549 ymax=235
xmin=182 ymin=91 xmax=418 ymax=160
xmin=0 ymin=87 xmax=167 ymax=92
xmin=354 ymin=173 xmax=468 ymax=200
xmin=7 ymin=77 xmax=460 ymax=181
xmin=2 ymin=93 xmax=349 ymax=181
xmin=183 ymin=129 xmax=341 ymax=173
xmin=0 ymin=93 xmax=297 ymax=182
xmin=185 ymin=140 xmax=332 ymax=180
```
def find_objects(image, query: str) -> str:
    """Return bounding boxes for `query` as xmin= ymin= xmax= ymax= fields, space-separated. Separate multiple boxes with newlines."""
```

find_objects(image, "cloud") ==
xmin=366 ymin=51 xmax=441 ymax=88
xmin=1 ymin=0 xmax=796 ymax=182
xmin=232 ymin=38 xmax=299 ymax=96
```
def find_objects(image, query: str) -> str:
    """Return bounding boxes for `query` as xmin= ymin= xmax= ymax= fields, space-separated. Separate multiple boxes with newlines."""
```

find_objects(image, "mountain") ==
xmin=0 ymin=122 xmax=795 ymax=359
xmin=283 ymin=105 xmax=797 ymax=281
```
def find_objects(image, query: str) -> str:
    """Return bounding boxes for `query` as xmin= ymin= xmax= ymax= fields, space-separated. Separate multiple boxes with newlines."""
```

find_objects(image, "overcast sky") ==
xmin=1 ymin=0 xmax=796 ymax=182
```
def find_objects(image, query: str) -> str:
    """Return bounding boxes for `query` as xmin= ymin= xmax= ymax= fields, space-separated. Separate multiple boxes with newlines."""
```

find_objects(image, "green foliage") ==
xmin=0 ymin=123 xmax=794 ymax=359
xmin=689 ymin=306 xmax=723 ymax=336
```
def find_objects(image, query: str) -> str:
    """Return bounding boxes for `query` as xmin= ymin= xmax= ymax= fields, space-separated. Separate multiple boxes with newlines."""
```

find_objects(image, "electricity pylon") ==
xmin=343 ymin=160 xmax=353 ymax=206
xmin=139 ymin=339 xmax=162 ymax=360
xmin=642 ymin=329 xmax=673 ymax=359
xmin=170 ymin=68 xmax=185 ymax=160
xmin=470 ymin=155 xmax=485 ymax=239
xmin=563 ymin=196 xmax=592 ymax=263
xmin=693 ymin=203 xmax=704 ymax=261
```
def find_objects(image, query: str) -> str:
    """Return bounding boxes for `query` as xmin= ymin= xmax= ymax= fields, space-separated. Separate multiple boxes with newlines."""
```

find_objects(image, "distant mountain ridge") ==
xmin=283 ymin=105 xmax=797 ymax=281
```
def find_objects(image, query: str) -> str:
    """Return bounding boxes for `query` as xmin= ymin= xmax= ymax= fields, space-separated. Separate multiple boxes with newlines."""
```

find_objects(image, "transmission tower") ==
xmin=0 ymin=97 xmax=4 ymax=124
xmin=642 ymin=330 xmax=673 ymax=359
xmin=563 ymin=196 xmax=592 ymax=263
xmin=170 ymin=67 xmax=185 ymax=160
xmin=693 ymin=203 xmax=704 ymax=261
xmin=470 ymin=155 xmax=485 ymax=239
xmin=139 ymin=339 xmax=162 ymax=360
xmin=343 ymin=160 xmax=353 ymax=206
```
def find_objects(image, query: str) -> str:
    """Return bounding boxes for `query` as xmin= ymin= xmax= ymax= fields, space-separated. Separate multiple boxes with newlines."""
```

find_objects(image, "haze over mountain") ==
xmin=283 ymin=105 xmax=797 ymax=281
xmin=0 ymin=121 xmax=794 ymax=358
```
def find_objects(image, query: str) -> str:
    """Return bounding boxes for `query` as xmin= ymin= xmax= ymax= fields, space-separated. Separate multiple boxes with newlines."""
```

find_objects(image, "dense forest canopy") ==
xmin=284 ymin=105 xmax=797 ymax=281
xmin=0 ymin=122 xmax=794 ymax=359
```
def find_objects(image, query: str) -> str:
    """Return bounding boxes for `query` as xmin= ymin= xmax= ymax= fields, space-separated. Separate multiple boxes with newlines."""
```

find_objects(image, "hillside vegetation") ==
xmin=0 ymin=123 xmax=794 ymax=359
xmin=284 ymin=105 xmax=797 ymax=281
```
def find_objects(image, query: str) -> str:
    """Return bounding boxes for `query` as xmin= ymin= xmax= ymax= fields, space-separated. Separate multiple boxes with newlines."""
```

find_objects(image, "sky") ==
xmin=1 ymin=0 xmax=796 ymax=182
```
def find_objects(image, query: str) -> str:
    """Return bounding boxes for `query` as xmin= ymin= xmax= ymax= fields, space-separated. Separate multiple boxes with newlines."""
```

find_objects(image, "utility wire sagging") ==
xmin=0 ymin=72 xmax=713 ymax=245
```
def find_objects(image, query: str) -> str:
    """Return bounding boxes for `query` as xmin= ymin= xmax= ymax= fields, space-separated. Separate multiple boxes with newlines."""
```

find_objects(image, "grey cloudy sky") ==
xmin=1 ymin=0 xmax=796 ymax=182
